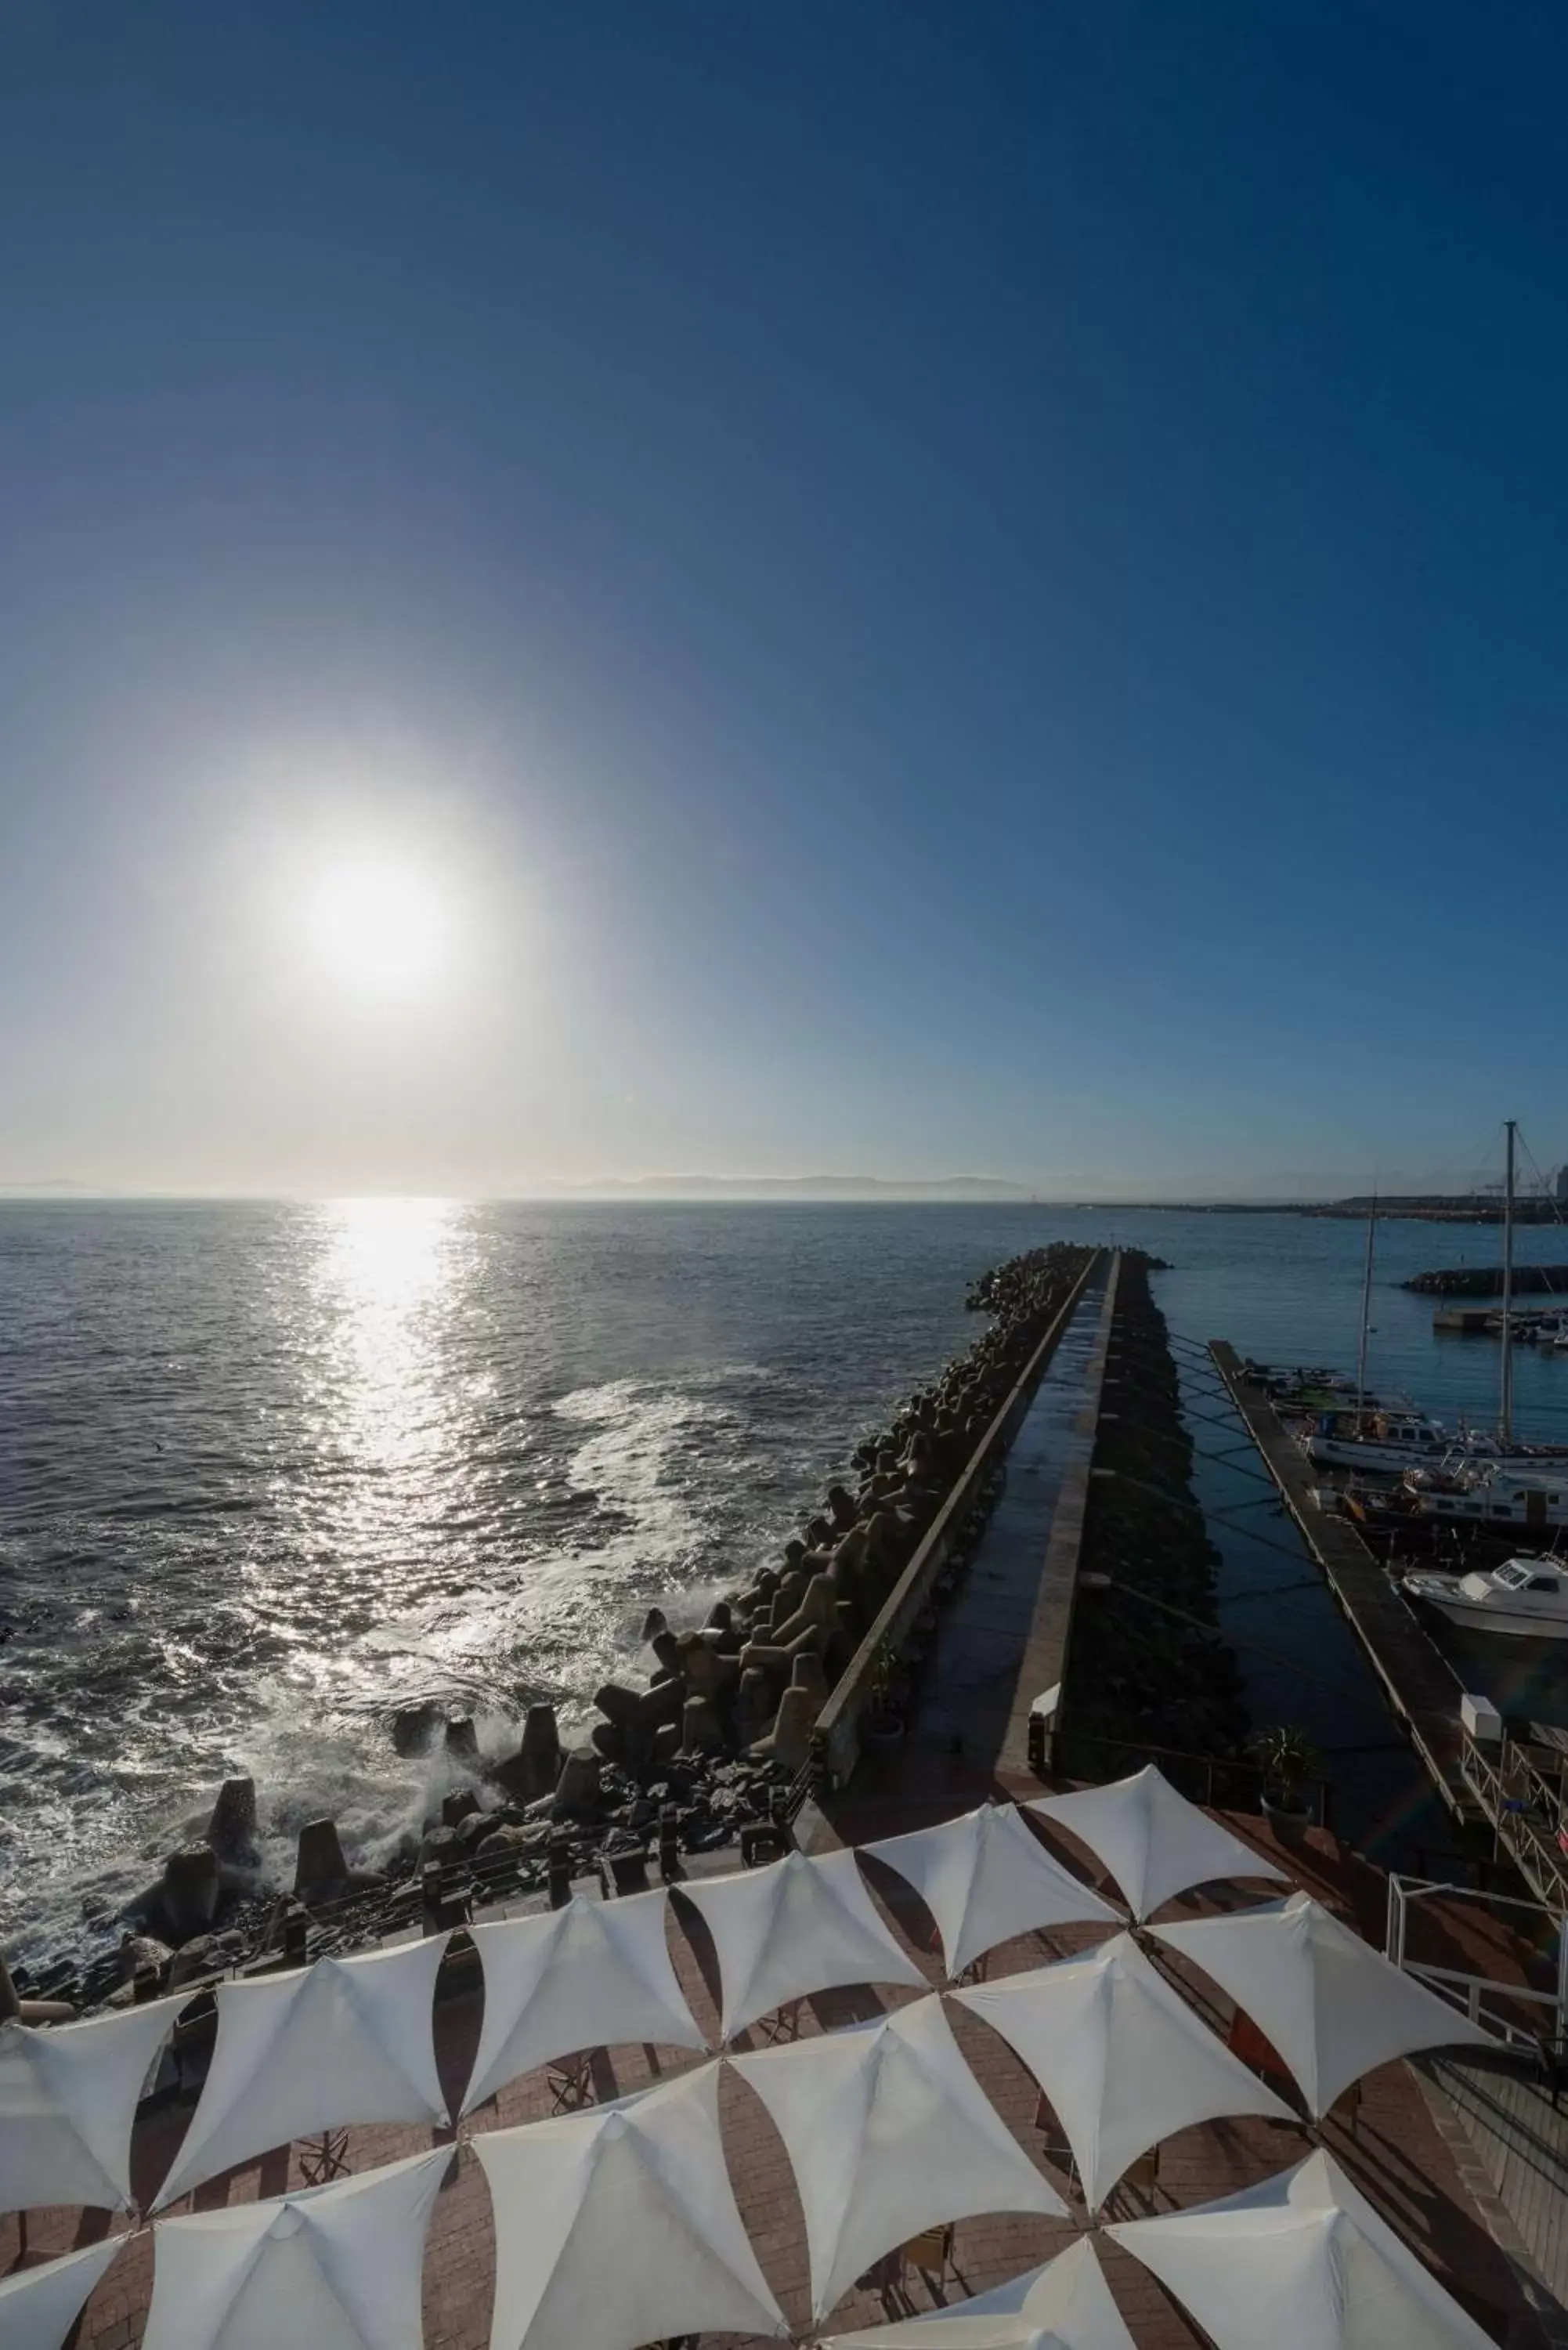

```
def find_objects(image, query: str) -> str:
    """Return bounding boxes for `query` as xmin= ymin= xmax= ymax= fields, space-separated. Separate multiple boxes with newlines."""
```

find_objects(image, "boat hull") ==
xmin=1402 ymin=1575 xmax=1568 ymax=1637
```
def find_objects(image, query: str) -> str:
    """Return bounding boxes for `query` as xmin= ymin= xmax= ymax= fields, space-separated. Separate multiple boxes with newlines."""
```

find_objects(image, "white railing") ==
xmin=1458 ymin=1730 xmax=1568 ymax=1911
xmin=1386 ymin=1871 xmax=1568 ymax=2053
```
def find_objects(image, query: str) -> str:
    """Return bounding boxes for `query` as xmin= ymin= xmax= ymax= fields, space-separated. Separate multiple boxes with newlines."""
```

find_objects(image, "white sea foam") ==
xmin=0 ymin=1199 xmax=992 ymax=1974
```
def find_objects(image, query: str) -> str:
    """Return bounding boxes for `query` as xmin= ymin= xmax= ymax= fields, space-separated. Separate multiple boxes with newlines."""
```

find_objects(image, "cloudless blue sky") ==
xmin=2 ymin=2 xmax=1565 ymax=1195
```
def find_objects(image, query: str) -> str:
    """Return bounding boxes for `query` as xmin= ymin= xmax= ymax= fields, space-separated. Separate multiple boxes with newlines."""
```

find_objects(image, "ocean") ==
xmin=4 ymin=1198 xmax=1567 ymax=1969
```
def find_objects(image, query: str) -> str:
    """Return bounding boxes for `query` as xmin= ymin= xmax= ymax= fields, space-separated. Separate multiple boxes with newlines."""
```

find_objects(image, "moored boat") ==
xmin=1401 ymin=1554 xmax=1568 ymax=1637
xmin=1407 ymin=1465 xmax=1568 ymax=1534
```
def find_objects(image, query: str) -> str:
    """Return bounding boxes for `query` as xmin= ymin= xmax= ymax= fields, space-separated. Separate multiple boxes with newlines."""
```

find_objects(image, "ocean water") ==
xmin=3 ymin=1198 xmax=1567 ymax=1966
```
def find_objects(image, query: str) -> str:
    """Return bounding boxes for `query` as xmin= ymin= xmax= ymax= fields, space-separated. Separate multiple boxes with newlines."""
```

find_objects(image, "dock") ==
xmin=1209 ymin=1340 xmax=1477 ymax=1822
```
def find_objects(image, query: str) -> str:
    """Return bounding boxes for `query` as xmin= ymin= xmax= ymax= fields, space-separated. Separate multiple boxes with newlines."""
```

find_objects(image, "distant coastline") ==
xmin=0 ymin=1180 xmax=1556 ymax=1222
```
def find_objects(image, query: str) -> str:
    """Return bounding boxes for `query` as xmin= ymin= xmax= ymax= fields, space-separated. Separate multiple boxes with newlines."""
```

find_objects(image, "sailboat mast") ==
xmin=1354 ymin=1191 xmax=1377 ymax=1434
xmin=1501 ymin=1118 xmax=1516 ymax=1444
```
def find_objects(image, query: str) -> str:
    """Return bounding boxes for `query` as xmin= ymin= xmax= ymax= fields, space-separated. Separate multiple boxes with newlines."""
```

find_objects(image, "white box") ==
xmin=1461 ymin=1692 xmax=1503 ymax=1744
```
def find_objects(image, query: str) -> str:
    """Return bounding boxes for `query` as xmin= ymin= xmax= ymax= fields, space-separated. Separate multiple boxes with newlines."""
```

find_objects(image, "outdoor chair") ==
xmin=1107 ymin=2143 xmax=1162 ymax=2212
xmin=755 ymin=1996 xmax=804 ymax=2044
xmin=858 ymin=2223 xmax=957 ymax=2317
xmin=598 ymin=1846 xmax=652 ymax=1900
xmin=1227 ymin=2005 xmax=1295 ymax=2094
xmin=298 ymin=2125 xmax=351 ymax=2185
xmin=1033 ymin=2091 xmax=1081 ymax=2198
xmin=547 ymin=2050 xmax=595 ymax=2113
xmin=901 ymin=2220 xmax=957 ymax=2290
xmin=739 ymin=1820 xmax=790 ymax=1867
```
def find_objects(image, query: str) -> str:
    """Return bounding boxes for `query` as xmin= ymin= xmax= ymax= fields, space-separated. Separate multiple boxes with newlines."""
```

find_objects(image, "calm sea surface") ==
xmin=4 ymin=1199 xmax=1567 ymax=1965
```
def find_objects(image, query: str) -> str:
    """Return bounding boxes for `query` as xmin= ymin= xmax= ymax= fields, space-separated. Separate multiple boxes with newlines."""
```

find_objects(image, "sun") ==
xmin=303 ymin=859 xmax=449 ymax=1000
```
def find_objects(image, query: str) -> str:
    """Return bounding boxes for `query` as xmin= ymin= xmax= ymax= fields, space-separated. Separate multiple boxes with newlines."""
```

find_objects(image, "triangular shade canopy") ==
xmin=153 ymin=1935 xmax=450 ymax=2207
xmin=143 ymin=2145 xmax=449 ymax=2350
xmin=679 ymin=1846 xmax=927 ymax=2040
xmin=475 ymin=2060 xmax=786 ymax=2350
xmin=956 ymin=1933 xmax=1295 ymax=2210
xmin=1107 ymin=2147 xmax=1499 ymax=2349
xmin=824 ymin=2239 xmax=1136 ymax=2350
xmin=0 ymin=1996 xmax=188 ymax=2212
xmin=1028 ymin=1766 xmax=1287 ymax=1921
xmin=0 ymin=2236 xmax=125 ymax=2350
xmin=1154 ymin=1890 xmax=1494 ymax=2118
xmin=461 ymin=1889 xmax=705 ymax=2115
xmin=731 ymin=1992 xmax=1067 ymax=2323
xmin=862 ymin=1805 xmax=1121 ymax=1977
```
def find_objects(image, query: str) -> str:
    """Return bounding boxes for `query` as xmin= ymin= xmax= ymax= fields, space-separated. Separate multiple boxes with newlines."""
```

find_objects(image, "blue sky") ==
xmin=2 ymin=2 xmax=1565 ymax=1197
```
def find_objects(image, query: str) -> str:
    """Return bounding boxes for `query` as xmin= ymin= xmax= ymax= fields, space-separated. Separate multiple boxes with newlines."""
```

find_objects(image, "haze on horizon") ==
xmin=2 ymin=5 xmax=1565 ymax=1206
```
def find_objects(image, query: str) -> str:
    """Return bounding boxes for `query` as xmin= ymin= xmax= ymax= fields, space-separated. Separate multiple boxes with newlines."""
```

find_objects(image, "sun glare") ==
xmin=305 ymin=860 xmax=448 ymax=1000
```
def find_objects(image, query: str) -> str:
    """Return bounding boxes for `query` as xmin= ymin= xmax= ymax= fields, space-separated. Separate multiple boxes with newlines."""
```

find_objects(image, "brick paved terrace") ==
xmin=4 ymin=1780 xmax=1555 ymax=2349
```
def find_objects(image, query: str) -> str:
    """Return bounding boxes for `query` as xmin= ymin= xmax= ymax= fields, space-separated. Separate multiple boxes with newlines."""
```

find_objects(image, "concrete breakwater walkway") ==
xmin=907 ymin=1259 xmax=1116 ymax=1773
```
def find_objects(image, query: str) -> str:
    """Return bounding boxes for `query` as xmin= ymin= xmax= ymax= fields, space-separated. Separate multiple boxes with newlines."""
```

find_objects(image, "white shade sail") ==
xmin=679 ymin=1846 xmax=927 ymax=2040
xmin=1154 ymin=1889 xmax=1494 ymax=2117
xmin=824 ymin=2238 xmax=1136 ymax=2350
xmin=731 ymin=1991 xmax=1066 ymax=2323
xmin=461 ymin=1889 xmax=705 ymax=2115
xmin=956 ymin=1933 xmax=1295 ymax=2210
xmin=0 ymin=2235 xmax=125 ymax=2350
xmin=153 ymin=1935 xmax=450 ymax=2208
xmin=143 ymin=2145 xmax=449 ymax=2350
xmin=1028 ymin=1765 xmax=1287 ymax=1921
xmin=475 ymin=2060 xmax=786 ymax=2350
xmin=862 ymin=1805 xmax=1121 ymax=1978
xmin=0 ymin=1995 xmax=188 ymax=2213
xmin=1107 ymin=2146 xmax=1499 ymax=2349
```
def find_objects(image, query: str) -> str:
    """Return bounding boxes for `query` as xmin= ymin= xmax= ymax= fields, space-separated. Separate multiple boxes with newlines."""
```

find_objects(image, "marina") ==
xmin=1208 ymin=1341 xmax=1477 ymax=1823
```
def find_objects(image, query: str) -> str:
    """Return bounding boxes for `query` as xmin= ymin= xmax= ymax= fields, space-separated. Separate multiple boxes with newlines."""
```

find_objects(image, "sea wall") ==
xmin=1052 ymin=1255 xmax=1251 ymax=1777
xmin=811 ymin=1246 xmax=1105 ymax=1786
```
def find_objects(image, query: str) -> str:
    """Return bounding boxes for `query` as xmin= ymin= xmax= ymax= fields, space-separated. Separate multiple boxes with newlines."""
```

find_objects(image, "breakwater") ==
xmin=1053 ymin=1256 xmax=1250 ymax=1774
xmin=1406 ymin=1264 xmax=1568 ymax=1297
xmin=9 ymin=1240 xmax=1100 ymax=2016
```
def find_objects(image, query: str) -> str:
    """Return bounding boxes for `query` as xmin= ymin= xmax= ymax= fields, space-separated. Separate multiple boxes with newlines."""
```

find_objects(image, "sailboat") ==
xmin=1305 ymin=1126 xmax=1568 ymax=1477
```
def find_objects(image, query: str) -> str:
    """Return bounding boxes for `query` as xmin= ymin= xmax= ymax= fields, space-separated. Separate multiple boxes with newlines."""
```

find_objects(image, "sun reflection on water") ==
xmin=313 ymin=1196 xmax=461 ymax=1472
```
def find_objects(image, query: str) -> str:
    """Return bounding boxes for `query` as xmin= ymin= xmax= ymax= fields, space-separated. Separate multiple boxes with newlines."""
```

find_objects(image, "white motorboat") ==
xmin=1402 ymin=1556 xmax=1568 ymax=1638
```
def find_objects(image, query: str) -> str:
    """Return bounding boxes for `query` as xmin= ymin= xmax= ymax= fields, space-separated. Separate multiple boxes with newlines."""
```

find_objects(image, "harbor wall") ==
xmin=810 ymin=1246 xmax=1107 ymax=1788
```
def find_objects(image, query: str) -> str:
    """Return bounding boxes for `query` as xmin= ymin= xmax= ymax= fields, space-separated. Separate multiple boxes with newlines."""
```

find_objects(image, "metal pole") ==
xmin=1501 ymin=1119 xmax=1516 ymax=1444
xmin=1354 ymin=1191 xmax=1377 ymax=1434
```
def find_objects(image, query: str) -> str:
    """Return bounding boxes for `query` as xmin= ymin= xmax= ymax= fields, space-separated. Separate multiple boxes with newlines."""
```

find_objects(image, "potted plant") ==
xmin=1251 ymin=1723 xmax=1321 ymax=1836
xmin=862 ymin=1635 xmax=908 ymax=1752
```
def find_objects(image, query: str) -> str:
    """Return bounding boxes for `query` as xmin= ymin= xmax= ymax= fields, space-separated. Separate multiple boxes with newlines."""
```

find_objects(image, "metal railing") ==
xmin=1386 ymin=1870 xmax=1568 ymax=2054
xmin=1459 ymin=1730 xmax=1568 ymax=1911
xmin=1045 ymin=1726 xmax=1332 ymax=1828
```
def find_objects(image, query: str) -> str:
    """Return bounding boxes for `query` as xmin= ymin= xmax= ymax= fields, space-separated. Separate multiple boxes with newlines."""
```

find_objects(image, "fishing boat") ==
xmin=1401 ymin=1555 xmax=1568 ymax=1638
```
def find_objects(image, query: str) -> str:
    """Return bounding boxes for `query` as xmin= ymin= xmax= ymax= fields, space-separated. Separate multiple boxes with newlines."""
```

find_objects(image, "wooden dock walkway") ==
xmin=1209 ymin=1341 xmax=1476 ymax=1822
